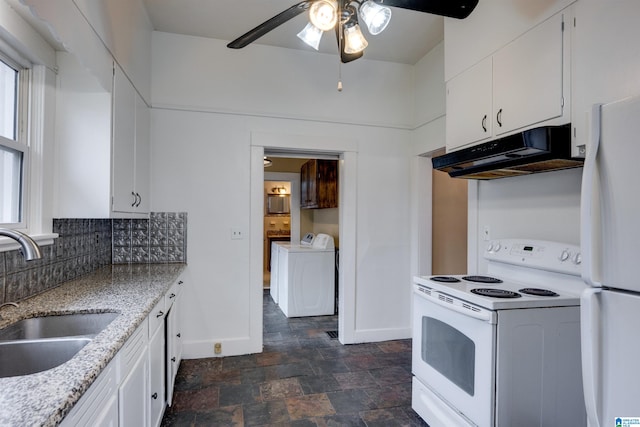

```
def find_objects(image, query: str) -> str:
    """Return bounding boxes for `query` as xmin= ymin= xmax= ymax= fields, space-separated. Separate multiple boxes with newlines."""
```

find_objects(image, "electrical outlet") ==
xmin=214 ymin=342 xmax=222 ymax=354
xmin=231 ymin=227 xmax=243 ymax=240
xmin=483 ymin=225 xmax=490 ymax=241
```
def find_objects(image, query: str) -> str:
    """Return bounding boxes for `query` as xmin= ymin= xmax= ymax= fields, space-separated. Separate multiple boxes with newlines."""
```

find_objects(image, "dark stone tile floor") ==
xmin=161 ymin=290 xmax=428 ymax=426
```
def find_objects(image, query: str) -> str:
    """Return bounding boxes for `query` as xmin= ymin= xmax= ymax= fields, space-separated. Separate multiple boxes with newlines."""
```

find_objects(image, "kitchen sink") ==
xmin=0 ymin=338 xmax=91 ymax=378
xmin=0 ymin=312 xmax=119 ymax=341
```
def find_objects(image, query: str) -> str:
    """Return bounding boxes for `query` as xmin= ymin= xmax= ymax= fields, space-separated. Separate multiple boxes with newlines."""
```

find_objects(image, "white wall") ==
xmin=151 ymin=32 xmax=415 ymax=356
xmin=474 ymin=168 xmax=582 ymax=271
xmin=151 ymin=32 xmax=415 ymax=129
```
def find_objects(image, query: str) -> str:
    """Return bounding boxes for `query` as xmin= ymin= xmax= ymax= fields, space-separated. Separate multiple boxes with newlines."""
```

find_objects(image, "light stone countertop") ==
xmin=0 ymin=263 xmax=186 ymax=427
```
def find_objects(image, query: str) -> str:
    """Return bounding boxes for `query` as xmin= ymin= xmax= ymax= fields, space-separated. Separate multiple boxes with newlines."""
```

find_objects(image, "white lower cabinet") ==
xmin=149 ymin=302 xmax=166 ymax=427
xmin=60 ymin=359 xmax=119 ymax=427
xmin=119 ymin=347 xmax=149 ymax=427
xmin=61 ymin=276 xmax=186 ymax=426
xmin=166 ymin=279 xmax=185 ymax=406
xmin=118 ymin=319 xmax=149 ymax=427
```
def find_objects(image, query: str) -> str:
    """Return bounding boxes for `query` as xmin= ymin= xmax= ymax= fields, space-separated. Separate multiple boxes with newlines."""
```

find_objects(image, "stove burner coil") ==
xmin=430 ymin=276 xmax=461 ymax=283
xmin=463 ymin=275 xmax=503 ymax=284
xmin=471 ymin=288 xmax=522 ymax=298
xmin=519 ymin=288 xmax=559 ymax=297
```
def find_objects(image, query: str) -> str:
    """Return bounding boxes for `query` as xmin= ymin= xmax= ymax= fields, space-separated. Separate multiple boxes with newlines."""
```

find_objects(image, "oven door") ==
xmin=412 ymin=287 xmax=496 ymax=426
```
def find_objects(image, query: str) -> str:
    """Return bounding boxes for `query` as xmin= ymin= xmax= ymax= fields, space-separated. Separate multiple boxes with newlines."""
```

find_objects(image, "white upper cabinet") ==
xmin=571 ymin=1 xmax=640 ymax=157
xmin=492 ymin=13 xmax=564 ymax=137
xmin=54 ymin=57 xmax=150 ymax=218
xmin=112 ymin=64 xmax=136 ymax=212
xmin=446 ymin=10 xmax=570 ymax=152
xmin=445 ymin=0 xmax=576 ymax=81
xmin=112 ymin=64 xmax=150 ymax=214
xmin=446 ymin=57 xmax=493 ymax=149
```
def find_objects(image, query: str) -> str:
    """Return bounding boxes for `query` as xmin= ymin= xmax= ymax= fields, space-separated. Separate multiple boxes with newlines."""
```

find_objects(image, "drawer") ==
xmin=165 ymin=280 xmax=183 ymax=308
xmin=148 ymin=298 xmax=166 ymax=336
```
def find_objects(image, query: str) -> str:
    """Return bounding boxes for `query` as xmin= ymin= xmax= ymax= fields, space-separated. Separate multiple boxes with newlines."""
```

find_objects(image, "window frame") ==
xmin=0 ymin=52 xmax=30 ymax=230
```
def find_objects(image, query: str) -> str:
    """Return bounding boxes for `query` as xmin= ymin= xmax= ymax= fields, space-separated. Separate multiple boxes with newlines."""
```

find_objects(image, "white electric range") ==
xmin=412 ymin=239 xmax=588 ymax=427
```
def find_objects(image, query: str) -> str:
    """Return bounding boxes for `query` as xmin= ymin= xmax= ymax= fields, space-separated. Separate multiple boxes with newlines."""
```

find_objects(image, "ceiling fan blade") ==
xmin=377 ymin=0 xmax=479 ymax=19
xmin=227 ymin=1 xmax=314 ymax=49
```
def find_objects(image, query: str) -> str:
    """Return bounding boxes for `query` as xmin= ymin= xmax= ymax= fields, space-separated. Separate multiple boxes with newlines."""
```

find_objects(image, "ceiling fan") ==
xmin=227 ymin=0 xmax=479 ymax=63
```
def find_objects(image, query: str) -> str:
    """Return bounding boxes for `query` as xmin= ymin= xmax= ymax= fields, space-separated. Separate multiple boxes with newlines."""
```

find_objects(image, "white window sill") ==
xmin=0 ymin=233 xmax=58 ymax=253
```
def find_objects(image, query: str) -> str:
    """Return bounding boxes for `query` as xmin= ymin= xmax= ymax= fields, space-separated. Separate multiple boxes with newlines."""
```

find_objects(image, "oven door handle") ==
xmin=424 ymin=291 xmax=496 ymax=324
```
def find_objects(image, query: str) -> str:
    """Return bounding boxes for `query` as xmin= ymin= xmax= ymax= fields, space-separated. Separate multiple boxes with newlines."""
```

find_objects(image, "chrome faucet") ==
xmin=0 ymin=229 xmax=42 ymax=261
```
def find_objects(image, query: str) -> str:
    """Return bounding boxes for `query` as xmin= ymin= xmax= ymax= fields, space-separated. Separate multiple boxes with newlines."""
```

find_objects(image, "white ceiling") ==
xmin=142 ymin=0 xmax=444 ymax=64
xmin=4 ymin=0 xmax=444 ymax=64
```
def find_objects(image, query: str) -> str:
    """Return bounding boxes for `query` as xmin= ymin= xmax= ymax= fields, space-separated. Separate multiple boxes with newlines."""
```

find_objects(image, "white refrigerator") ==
xmin=581 ymin=96 xmax=640 ymax=427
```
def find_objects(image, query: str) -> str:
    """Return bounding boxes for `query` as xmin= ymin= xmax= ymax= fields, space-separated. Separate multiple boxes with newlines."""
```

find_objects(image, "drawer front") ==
xmin=165 ymin=281 xmax=182 ymax=309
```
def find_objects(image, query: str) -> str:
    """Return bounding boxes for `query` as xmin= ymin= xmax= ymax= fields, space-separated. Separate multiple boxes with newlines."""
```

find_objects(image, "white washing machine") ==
xmin=275 ymin=233 xmax=335 ymax=317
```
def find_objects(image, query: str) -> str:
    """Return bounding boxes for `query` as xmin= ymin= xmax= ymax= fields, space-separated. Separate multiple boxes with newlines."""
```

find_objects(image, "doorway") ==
xmin=263 ymin=155 xmax=340 ymax=312
xmin=415 ymin=150 xmax=469 ymax=276
xmin=432 ymin=168 xmax=468 ymax=274
xmin=251 ymin=143 xmax=356 ymax=348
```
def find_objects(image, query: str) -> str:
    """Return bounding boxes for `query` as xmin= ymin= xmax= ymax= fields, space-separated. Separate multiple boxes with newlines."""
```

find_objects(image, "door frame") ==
xmin=250 ymin=132 xmax=358 ymax=348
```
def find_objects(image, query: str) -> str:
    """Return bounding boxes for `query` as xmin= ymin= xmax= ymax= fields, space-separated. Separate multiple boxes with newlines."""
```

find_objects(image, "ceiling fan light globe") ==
xmin=297 ymin=22 xmax=323 ymax=50
xmin=343 ymin=24 xmax=368 ymax=54
xmin=309 ymin=0 xmax=338 ymax=31
xmin=360 ymin=1 xmax=392 ymax=35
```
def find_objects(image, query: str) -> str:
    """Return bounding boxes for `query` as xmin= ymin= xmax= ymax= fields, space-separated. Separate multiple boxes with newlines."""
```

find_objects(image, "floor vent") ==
xmin=326 ymin=330 xmax=338 ymax=339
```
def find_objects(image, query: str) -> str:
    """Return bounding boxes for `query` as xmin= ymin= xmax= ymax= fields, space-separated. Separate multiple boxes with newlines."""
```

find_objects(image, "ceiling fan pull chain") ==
xmin=337 ymin=14 xmax=343 ymax=92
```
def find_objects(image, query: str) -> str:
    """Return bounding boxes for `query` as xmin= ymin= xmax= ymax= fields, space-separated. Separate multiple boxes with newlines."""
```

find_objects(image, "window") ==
xmin=0 ymin=57 xmax=27 ymax=227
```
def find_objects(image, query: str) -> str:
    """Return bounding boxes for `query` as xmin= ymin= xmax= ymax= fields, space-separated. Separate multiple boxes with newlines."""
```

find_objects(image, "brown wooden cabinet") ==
xmin=300 ymin=159 xmax=338 ymax=209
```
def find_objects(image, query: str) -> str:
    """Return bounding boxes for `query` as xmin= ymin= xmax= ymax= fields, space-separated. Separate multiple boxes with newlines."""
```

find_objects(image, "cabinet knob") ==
xmin=156 ymin=311 xmax=164 ymax=318
xmin=178 ymin=280 xmax=184 ymax=285
xmin=151 ymin=392 xmax=158 ymax=400
xmin=169 ymin=293 xmax=176 ymax=299
xmin=171 ymin=357 xmax=176 ymax=362
xmin=496 ymin=108 xmax=503 ymax=127
xmin=177 ymin=333 xmax=181 ymax=338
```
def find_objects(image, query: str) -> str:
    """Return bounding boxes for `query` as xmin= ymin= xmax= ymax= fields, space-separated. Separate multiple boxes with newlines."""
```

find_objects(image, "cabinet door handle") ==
xmin=481 ymin=114 xmax=487 ymax=132
xmin=135 ymin=193 xmax=142 ymax=207
xmin=156 ymin=311 xmax=164 ymax=318
xmin=151 ymin=392 xmax=158 ymax=400
xmin=496 ymin=109 xmax=503 ymax=127
xmin=131 ymin=191 xmax=137 ymax=207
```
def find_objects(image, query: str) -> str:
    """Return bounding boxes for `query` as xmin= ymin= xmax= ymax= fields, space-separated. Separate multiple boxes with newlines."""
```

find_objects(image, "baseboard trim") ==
xmin=182 ymin=337 xmax=262 ymax=359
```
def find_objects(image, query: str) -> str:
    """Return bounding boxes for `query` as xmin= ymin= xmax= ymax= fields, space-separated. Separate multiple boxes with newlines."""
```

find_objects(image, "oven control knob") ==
xmin=486 ymin=242 xmax=494 ymax=252
xmin=494 ymin=242 xmax=501 ymax=252
xmin=572 ymin=252 xmax=582 ymax=265
xmin=560 ymin=250 xmax=570 ymax=262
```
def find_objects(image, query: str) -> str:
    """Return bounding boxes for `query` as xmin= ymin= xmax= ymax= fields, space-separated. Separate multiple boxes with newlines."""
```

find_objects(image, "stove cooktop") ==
xmin=413 ymin=274 xmax=580 ymax=310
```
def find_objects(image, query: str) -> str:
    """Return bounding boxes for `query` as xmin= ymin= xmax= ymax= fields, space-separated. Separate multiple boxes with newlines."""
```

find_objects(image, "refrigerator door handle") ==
xmin=581 ymin=287 xmax=602 ymax=427
xmin=580 ymin=103 xmax=603 ymax=288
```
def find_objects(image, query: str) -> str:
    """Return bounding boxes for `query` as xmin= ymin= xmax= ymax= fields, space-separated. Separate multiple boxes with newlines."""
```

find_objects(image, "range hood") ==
xmin=432 ymin=125 xmax=584 ymax=180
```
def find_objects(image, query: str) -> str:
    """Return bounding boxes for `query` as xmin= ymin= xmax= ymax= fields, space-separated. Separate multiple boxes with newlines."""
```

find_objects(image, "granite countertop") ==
xmin=0 ymin=263 xmax=186 ymax=427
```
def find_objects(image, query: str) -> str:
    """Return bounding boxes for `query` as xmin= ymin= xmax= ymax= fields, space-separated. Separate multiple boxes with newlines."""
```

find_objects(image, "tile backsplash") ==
xmin=0 ymin=212 xmax=187 ymax=304
xmin=113 ymin=212 xmax=187 ymax=264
